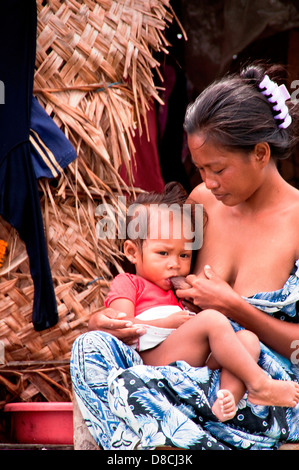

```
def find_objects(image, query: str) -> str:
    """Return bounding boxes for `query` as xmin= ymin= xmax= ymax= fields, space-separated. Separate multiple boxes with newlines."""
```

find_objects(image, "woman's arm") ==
xmin=176 ymin=265 xmax=299 ymax=360
xmin=88 ymin=307 xmax=146 ymax=346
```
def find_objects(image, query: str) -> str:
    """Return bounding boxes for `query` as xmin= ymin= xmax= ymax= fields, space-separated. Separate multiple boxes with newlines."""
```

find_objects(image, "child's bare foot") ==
xmin=248 ymin=377 xmax=299 ymax=408
xmin=212 ymin=390 xmax=237 ymax=422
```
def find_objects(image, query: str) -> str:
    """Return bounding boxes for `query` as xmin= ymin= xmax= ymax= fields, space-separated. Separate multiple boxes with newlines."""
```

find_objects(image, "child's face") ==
xmin=125 ymin=209 xmax=193 ymax=291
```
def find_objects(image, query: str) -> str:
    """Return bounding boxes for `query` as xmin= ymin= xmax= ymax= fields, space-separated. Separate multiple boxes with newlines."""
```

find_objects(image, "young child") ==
xmin=105 ymin=182 xmax=299 ymax=421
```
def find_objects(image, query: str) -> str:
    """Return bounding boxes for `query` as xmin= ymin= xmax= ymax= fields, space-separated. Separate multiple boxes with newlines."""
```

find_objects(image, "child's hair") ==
xmin=125 ymin=181 xmax=193 ymax=249
xmin=130 ymin=181 xmax=189 ymax=208
xmin=184 ymin=62 xmax=299 ymax=160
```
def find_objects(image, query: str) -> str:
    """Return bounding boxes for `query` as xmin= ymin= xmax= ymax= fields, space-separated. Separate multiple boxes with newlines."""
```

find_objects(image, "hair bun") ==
xmin=240 ymin=63 xmax=287 ymax=87
xmin=240 ymin=65 xmax=264 ymax=87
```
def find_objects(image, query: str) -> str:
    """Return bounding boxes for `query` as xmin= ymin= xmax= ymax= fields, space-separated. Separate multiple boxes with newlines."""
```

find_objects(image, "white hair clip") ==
xmin=258 ymin=75 xmax=292 ymax=129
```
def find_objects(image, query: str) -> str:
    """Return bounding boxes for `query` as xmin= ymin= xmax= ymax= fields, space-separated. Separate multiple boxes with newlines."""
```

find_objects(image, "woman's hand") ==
xmin=175 ymin=265 xmax=237 ymax=314
xmin=88 ymin=307 xmax=146 ymax=346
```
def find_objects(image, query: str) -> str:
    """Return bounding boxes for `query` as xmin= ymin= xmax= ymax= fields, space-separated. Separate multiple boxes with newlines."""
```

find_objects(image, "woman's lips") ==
xmin=212 ymin=192 xmax=227 ymax=201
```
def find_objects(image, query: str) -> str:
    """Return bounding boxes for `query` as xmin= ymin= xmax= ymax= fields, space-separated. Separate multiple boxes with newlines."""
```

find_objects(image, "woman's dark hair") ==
xmin=184 ymin=63 xmax=299 ymax=160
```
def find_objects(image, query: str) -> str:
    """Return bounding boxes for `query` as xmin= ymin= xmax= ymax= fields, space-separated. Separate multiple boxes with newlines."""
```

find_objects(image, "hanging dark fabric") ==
xmin=0 ymin=0 xmax=58 ymax=331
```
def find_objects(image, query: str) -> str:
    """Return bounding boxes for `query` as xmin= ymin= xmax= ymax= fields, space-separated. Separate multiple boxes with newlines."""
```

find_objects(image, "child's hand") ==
xmin=162 ymin=310 xmax=193 ymax=329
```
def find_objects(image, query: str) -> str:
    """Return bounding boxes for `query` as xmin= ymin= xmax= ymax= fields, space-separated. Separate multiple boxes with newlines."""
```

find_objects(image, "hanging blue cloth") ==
xmin=30 ymin=97 xmax=76 ymax=179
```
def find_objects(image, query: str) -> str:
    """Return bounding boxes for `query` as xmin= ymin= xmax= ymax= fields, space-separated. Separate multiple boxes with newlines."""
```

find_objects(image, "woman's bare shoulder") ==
xmin=285 ymin=184 xmax=299 ymax=215
xmin=187 ymin=183 xmax=214 ymax=206
xmin=281 ymin=184 xmax=299 ymax=259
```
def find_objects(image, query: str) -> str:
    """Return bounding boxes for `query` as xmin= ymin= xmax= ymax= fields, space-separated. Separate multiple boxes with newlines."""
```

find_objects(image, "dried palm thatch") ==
xmin=0 ymin=0 xmax=180 ymax=381
xmin=0 ymin=360 xmax=72 ymax=406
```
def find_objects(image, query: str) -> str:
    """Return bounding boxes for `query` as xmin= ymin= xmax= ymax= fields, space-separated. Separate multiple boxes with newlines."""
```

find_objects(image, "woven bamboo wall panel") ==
xmin=0 ymin=0 xmax=175 ymax=366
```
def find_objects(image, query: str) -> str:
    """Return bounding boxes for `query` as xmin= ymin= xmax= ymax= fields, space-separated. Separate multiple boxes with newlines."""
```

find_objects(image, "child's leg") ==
xmin=210 ymin=330 xmax=260 ymax=421
xmin=195 ymin=311 xmax=299 ymax=408
xmin=141 ymin=309 xmax=299 ymax=408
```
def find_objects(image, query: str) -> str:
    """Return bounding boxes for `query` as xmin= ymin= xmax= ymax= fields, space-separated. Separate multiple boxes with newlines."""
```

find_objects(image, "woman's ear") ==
xmin=124 ymin=240 xmax=139 ymax=264
xmin=254 ymin=142 xmax=271 ymax=167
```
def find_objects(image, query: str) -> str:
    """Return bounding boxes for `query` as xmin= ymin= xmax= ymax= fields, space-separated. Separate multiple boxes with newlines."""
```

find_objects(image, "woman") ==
xmin=71 ymin=64 xmax=299 ymax=450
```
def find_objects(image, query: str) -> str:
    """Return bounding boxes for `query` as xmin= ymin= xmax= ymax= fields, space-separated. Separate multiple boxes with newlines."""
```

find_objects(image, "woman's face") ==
xmin=188 ymin=134 xmax=266 ymax=207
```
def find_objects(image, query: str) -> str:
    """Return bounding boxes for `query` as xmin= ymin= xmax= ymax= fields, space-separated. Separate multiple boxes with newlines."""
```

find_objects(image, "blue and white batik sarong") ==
xmin=70 ymin=261 xmax=299 ymax=450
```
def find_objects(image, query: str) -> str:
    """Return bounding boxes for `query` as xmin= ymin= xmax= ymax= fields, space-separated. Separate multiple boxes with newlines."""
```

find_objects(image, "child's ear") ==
xmin=124 ymin=240 xmax=139 ymax=264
